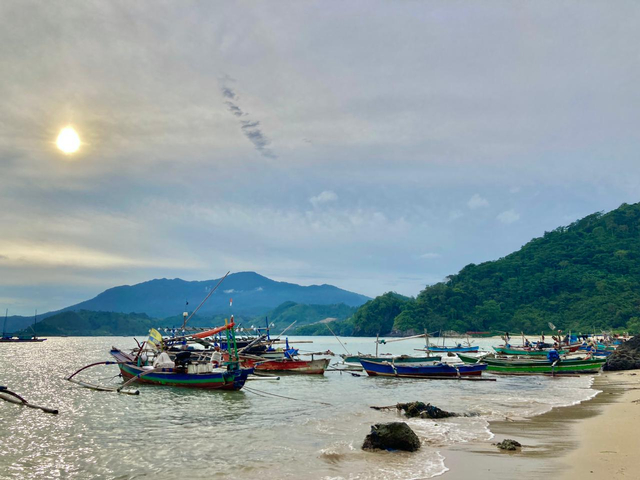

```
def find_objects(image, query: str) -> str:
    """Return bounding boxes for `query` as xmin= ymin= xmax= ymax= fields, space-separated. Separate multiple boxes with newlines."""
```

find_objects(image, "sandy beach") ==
xmin=560 ymin=370 xmax=640 ymax=479
xmin=438 ymin=370 xmax=640 ymax=480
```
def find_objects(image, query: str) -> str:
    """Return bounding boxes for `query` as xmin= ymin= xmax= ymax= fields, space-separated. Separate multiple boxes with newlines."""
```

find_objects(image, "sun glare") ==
xmin=56 ymin=127 xmax=81 ymax=154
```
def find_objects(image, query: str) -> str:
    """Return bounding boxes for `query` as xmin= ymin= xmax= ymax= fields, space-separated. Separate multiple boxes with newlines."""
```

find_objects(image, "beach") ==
xmin=438 ymin=370 xmax=640 ymax=479
xmin=560 ymin=370 xmax=640 ymax=479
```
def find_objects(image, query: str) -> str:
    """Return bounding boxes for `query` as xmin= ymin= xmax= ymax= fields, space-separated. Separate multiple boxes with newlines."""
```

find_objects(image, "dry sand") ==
xmin=560 ymin=370 xmax=640 ymax=479
xmin=439 ymin=370 xmax=640 ymax=479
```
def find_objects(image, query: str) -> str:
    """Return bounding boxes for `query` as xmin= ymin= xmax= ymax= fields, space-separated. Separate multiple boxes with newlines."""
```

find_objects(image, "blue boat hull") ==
xmin=359 ymin=359 xmax=487 ymax=377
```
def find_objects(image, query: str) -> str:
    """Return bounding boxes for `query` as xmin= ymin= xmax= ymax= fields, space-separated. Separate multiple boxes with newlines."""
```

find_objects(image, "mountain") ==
xmin=1 ymin=272 xmax=370 ymax=333
xmin=63 ymin=272 xmax=369 ymax=318
xmin=351 ymin=202 xmax=640 ymax=335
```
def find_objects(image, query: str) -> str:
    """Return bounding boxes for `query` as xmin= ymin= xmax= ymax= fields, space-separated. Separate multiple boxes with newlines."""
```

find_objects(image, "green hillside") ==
xmin=16 ymin=310 xmax=156 ymax=336
xmin=360 ymin=202 xmax=640 ymax=335
xmin=267 ymin=301 xmax=357 ymax=331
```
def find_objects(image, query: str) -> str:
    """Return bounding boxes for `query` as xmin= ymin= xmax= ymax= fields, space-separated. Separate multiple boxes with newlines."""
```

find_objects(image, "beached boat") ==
xmin=457 ymin=353 xmax=606 ymax=375
xmin=359 ymin=358 xmax=487 ymax=378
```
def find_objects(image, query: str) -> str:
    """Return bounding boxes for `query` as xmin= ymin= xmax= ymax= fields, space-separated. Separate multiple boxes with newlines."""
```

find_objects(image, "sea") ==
xmin=0 ymin=336 xmax=599 ymax=479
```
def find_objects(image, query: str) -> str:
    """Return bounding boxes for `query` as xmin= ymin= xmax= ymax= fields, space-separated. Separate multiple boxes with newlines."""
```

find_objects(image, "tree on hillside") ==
xmin=351 ymin=292 xmax=411 ymax=336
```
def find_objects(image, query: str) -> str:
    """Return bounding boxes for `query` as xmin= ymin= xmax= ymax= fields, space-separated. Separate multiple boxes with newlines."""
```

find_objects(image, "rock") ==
xmin=396 ymin=401 xmax=458 ymax=419
xmin=495 ymin=439 xmax=522 ymax=451
xmin=604 ymin=336 xmax=640 ymax=371
xmin=362 ymin=422 xmax=421 ymax=452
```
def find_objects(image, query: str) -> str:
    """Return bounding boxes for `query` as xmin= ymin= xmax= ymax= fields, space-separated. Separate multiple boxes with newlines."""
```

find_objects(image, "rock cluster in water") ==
xmin=362 ymin=422 xmax=421 ymax=452
xmin=495 ymin=439 xmax=522 ymax=451
xmin=396 ymin=401 xmax=458 ymax=419
xmin=604 ymin=336 xmax=640 ymax=371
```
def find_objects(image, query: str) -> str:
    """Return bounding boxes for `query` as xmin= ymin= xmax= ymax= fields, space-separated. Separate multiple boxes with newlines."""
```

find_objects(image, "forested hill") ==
xmin=354 ymin=202 xmax=640 ymax=336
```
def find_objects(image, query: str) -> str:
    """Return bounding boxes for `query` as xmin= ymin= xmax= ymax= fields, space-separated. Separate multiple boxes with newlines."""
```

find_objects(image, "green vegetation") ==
xmin=16 ymin=310 xmax=156 ymax=336
xmin=266 ymin=301 xmax=357 ymax=331
xmin=384 ymin=202 xmax=640 ymax=335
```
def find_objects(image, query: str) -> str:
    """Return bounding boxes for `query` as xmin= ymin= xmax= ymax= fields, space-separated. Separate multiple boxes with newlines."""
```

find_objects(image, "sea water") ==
xmin=0 ymin=336 xmax=599 ymax=479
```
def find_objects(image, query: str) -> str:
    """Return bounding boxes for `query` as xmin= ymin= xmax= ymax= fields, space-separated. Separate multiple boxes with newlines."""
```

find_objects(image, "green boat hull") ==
xmin=458 ymin=353 xmax=605 ymax=375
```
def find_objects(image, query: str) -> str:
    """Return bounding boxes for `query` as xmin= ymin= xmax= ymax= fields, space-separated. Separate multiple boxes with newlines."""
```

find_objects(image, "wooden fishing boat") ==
xmin=244 ymin=356 xmax=330 ymax=375
xmin=109 ymin=347 xmax=252 ymax=389
xmin=359 ymin=358 xmax=487 ymax=378
xmin=0 ymin=336 xmax=46 ymax=343
xmin=1 ymin=309 xmax=46 ymax=343
xmin=493 ymin=346 xmax=572 ymax=356
xmin=340 ymin=354 xmax=442 ymax=364
xmin=425 ymin=345 xmax=479 ymax=353
xmin=457 ymin=353 xmax=606 ymax=375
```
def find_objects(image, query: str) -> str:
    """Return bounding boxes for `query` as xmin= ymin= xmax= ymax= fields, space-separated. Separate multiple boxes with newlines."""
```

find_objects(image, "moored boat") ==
xmin=493 ymin=346 xmax=572 ymax=356
xmin=359 ymin=358 xmax=487 ymax=378
xmin=110 ymin=346 xmax=252 ymax=389
xmin=457 ymin=353 xmax=606 ymax=375
xmin=340 ymin=354 xmax=442 ymax=364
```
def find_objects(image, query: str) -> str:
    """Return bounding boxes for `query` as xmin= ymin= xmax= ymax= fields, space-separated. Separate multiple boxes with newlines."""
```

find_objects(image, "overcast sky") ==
xmin=1 ymin=1 xmax=639 ymax=315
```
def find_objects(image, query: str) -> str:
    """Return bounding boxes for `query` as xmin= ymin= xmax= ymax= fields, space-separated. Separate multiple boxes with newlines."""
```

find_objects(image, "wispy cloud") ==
xmin=467 ymin=194 xmax=489 ymax=209
xmin=310 ymin=190 xmax=338 ymax=207
xmin=497 ymin=209 xmax=520 ymax=224
xmin=221 ymin=85 xmax=276 ymax=158
xmin=419 ymin=252 xmax=441 ymax=259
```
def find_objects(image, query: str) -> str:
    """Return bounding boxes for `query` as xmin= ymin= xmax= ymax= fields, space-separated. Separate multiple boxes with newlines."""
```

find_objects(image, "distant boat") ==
xmin=359 ymin=358 xmax=487 ymax=378
xmin=0 ymin=309 xmax=47 ymax=343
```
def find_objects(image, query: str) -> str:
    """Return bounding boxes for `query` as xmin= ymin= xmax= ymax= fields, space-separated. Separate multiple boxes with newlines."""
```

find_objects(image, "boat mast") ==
xmin=2 ymin=309 xmax=7 ymax=338
xmin=33 ymin=309 xmax=37 ymax=338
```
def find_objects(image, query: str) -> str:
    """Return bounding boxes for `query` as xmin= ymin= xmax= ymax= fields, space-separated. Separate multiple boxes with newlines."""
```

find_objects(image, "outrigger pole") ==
xmin=66 ymin=361 xmax=140 ymax=395
xmin=0 ymin=386 xmax=58 ymax=414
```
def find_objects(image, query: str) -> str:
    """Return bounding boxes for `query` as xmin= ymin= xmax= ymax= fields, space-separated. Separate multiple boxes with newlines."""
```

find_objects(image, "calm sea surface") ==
xmin=0 ymin=336 xmax=598 ymax=479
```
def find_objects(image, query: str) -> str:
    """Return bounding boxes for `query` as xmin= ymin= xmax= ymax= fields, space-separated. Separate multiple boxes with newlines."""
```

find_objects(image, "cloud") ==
xmin=309 ymin=190 xmax=338 ymax=207
xmin=497 ymin=209 xmax=520 ymax=224
xmin=467 ymin=194 xmax=489 ymax=209
xmin=419 ymin=252 xmax=441 ymax=259
xmin=449 ymin=210 xmax=463 ymax=221
xmin=221 ymin=85 xmax=276 ymax=158
xmin=223 ymin=289 xmax=235 ymax=293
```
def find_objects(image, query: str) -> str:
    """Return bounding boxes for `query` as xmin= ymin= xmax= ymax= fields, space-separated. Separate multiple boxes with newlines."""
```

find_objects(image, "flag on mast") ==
xmin=230 ymin=298 xmax=233 ymax=307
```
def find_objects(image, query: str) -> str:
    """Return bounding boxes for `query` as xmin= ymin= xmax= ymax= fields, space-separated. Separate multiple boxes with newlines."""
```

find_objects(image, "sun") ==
xmin=56 ymin=126 xmax=81 ymax=154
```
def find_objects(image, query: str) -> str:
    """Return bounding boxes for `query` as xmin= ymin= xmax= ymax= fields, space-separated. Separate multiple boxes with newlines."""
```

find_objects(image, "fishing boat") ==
xmin=68 ymin=321 xmax=253 ymax=391
xmin=426 ymin=345 xmax=479 ymax=353
xmin=0 ymin=309 xmax=46 ymax=343
xmin=341 ymin=354 xmax=442 ymax=364
xmin=493 ymin=345 xmax=572 ymax=356
xmin=359 ymin=358 xmax=487 ymax=378
xmin=457 ymin=353 xmax=606 ymax=375
xmin=243 ymin=356 xmax=331 ymax=375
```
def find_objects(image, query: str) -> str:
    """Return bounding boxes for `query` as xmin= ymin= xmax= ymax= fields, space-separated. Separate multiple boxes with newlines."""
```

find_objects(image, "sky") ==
xmin=1 ymin=1 xmax=639 ymax=315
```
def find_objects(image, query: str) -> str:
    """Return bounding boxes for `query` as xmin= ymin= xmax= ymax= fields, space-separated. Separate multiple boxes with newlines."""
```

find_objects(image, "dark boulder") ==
xmin=362 ymin=422 xmax=421 ymax=452
xmin=495 ymin=439 xmax=522 ymax=451
xmin=604 ymin=336 xmax=640 ymax=371
xmin=396 ymin=401 xmax=458 ymax=419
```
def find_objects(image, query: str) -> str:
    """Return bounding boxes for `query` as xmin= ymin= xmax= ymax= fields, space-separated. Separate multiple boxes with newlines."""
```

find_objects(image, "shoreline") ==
xmin=438 ymin=370 xmax=640 ymax=479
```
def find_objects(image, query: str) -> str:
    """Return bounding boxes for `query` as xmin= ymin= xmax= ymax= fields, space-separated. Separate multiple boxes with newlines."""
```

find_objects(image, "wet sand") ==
xmin=438 ymin=371 xmax=640 ymax=479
